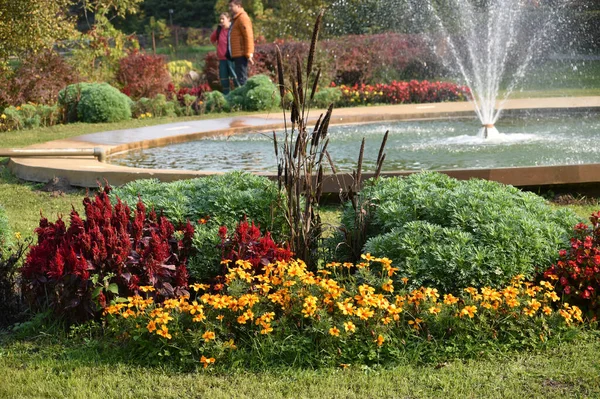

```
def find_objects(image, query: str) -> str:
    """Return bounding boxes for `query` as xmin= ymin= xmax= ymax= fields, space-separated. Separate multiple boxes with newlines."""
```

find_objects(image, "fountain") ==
xmin=408 ymin=0 xmax=563 ymax=139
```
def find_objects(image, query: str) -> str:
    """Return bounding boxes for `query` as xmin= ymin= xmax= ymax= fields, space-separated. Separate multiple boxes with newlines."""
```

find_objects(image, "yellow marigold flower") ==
xmin=200 ymin=355 xmax=215 ymax=368
xmin=505 ymin=297 xmax=519 ymax=308
xmin=355 ymin=307 xmax=375 ymax=320
xmin=343 ymin=262 xmax=354 ymax=269
xmin=146 ymin=320 xmax=157 ymax=333
xmin=193 ymin=312 xmax=206 ymax=323
xmin=429 ymin=306 xmax=441 ymax=315
xmin=344 ymin=321 xmax=356 ymax=333
xmin=382 ymin=280 xmax=394 ymax=293
xmin=191 ymin=283 xmax=209 ymax=292
xmin=154 ymin=312 xmax=173 ymax=325
xmin=329 ymin=326 xmax=341 ymax=337
xmin=139 ymin=285 xmax=155 ymax=293
xmin=14 ymin=232 xmax=21 ymax=240
xmin=545 ymin=291 xmax=560 ymax=302
xmin=424 ymin=287 xmax=439 ymax=301
xmin=381 ymin=316 xmax=392 ymax=325
xmin=202 ymin=331 xmax=216 ymax=342
xmin=523 ymin=307 xmax=536 ymax=317
xmin=189 ymin=301 xmax=204 ymax=314
xmin=216 ymin=314 xmax=224 ymax=321
xmin=0 ymin=114 xmax=6 ymax=119
xmin=361 ymin=253 xmax=375 ymax=262
xmin=542 ymin=306 xmax=553 ymax=315
xmin=502 ymin=286 xmax=519 ymax=299
xmin=156 ymin=325 xmax=172 ymax=339
xmin=375 ymin=335 xmax=385 ymax=347
xmin=260 ymin=325 xmax=274 ymax=334
xmin=443 ymin=294 xmax=459 ymax=305
xmin=460 ymin=305 xmax=477 ymax=318
xmin=122 ymin=309 xmax=135 ymax=319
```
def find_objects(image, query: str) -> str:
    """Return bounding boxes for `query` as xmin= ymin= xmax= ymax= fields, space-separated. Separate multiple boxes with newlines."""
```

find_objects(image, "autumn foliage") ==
xmin=21 ymin=184 xmax=194 ymax=322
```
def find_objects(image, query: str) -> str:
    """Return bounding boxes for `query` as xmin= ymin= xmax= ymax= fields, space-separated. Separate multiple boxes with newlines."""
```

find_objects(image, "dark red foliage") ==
xmin=21 ymin=184 xmax=194 ymax=322
xmin=543 ymin=211 xmax=600 ymax=318
xmin=0 ymin=50 xmax=80 ymax=108
xmin=219 ymin=218 xmax=292 ymax=274
xmin=203 ymin=52 xmax=221 ymax=91
xmin=167 ymin=84 xmax=212 ymax=105
xmin=116 ymin=51 xmax=172 ymax=100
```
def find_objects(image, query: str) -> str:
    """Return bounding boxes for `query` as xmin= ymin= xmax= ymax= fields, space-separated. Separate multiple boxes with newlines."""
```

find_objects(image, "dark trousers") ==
xmin=233 ymin=57 xmax=249 ymax=87
xmin=218 ymin=60 xmax=235 ymax=95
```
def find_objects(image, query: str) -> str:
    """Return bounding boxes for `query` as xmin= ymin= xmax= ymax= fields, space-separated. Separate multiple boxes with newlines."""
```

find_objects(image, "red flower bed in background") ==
xmin=544 ymin=211 xmax=600 ymax=318
xmin=21 ymin=184 xmax=194 ymax=322
xmin=336 ymin=80 xmax=470 ymax=106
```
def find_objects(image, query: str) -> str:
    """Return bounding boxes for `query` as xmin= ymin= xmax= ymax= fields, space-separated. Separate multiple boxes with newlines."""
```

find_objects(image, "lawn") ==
xmin=0 ymin=330 xmax=599 ymax=399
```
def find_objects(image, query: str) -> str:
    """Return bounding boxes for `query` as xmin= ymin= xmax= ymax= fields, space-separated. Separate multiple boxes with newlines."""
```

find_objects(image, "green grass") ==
xmin=0 ymin=164 xmax=85 ymax=239
xmin=0 ymin=330 xmax=599 ymax=398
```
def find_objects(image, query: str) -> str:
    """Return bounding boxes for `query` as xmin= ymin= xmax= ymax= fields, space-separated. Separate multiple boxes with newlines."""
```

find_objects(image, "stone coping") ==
xmin=7 ymin=97 xmax=600 ymax=190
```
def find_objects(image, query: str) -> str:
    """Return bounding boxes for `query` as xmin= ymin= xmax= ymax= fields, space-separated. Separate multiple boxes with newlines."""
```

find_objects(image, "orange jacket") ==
xmin=229 ymin=9 xmax=254 ymax=59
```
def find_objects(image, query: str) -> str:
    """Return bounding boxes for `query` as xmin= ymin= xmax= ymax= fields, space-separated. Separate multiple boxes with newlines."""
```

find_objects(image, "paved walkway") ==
xmin=7 ymin=97 xmax=600 ymax=189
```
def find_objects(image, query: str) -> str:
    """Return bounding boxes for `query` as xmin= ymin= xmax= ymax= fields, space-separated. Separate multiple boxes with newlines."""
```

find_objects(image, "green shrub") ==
xmin=226 ymin=75 xmax=280 ymax=111
xmin=111 ymin=173 xmax=286 ymax=281
xmin=167 ymin=60 xmax=194 ymax=87
xmin=58 ymin=83 xmax=132 ymax=124
xmin=203 ymin=91 xmax=229 ymax=113
xmin=132 ymin=94 xmax=180 ymax=118
xmin=312 ymin=87 xmax=342 ymax=109
xmin=0 ymin=103 xmax=60 ymax=131
xmin=333 ymin=172 xmax=579 ymax=293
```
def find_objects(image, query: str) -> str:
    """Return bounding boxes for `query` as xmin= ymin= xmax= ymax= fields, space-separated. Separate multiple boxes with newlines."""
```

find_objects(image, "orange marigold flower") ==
xmin=344 ymin=321 xmax=356 ymax=333
xmin=200 ymin=355 xmax=215 ymax=368
xmin=460 ymin=305 xmax=477 ymax=318
xmin=443 ymin=294 xmax=459 ymax=305
xmin=329 ymin=326 xmax=341 ymax=337
xmin=375 ymin=334 xmax=385 ymax=347
xmin=146 ymin=320 xmax=157 ymax=333
xmin=156 ymin=325 xmax=172 ymax=339
xmin=542 ymin=306 xmax=553 ymax=316
xmin=202 ymin=331 xmax=216 ymax=342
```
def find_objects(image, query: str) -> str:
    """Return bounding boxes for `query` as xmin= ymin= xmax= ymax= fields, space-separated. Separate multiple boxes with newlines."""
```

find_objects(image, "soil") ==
xmin=37 ymin=176 xmax=79 ymax=197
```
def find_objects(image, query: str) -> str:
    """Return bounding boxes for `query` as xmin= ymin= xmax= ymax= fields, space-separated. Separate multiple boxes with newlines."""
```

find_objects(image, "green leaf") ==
xmin=108 ymin=283 xmax=120 ymax=295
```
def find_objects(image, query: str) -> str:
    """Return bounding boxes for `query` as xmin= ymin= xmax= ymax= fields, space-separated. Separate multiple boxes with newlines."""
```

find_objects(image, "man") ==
xmin=227 ymin=0 xmax=254 ymax=87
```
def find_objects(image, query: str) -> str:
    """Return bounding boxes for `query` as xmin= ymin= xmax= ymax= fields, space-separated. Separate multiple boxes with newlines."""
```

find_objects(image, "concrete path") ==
xmin=7 ymin=97 xmax=600 ymax=189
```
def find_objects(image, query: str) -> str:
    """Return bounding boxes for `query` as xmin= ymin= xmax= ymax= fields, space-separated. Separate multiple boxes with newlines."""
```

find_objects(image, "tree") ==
xmin=0 ymin=0 xmax=75 ymax=62
xmin=142 ymin=0 xmax=217 ymax=29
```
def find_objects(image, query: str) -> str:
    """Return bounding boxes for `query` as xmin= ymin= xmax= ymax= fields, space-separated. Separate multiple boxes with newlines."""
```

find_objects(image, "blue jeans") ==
xmin=233 ymin=57 xmax=249 ymax=87
xmin=219 ymin=60 xmax=236 ymax=94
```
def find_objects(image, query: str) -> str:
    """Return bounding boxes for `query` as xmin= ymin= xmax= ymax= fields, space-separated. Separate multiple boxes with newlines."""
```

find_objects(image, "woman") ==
xmin=210 ymin=13 xmax=236 ymax=94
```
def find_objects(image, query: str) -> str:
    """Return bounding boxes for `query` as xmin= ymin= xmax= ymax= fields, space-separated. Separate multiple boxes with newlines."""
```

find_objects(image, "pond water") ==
xmin=109 ymin=113 xmax=600 ymax=173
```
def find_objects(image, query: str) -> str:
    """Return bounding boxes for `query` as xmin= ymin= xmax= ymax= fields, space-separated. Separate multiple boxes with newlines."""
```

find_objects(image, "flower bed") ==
xmin=103 ymin=255 xmax=582 ymax=369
